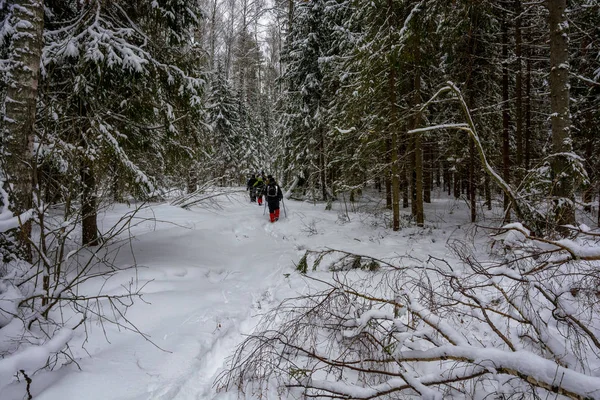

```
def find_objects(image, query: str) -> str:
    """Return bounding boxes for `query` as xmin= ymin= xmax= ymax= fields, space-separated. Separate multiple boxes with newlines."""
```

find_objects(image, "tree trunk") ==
xmin=81 ymin=161 xmax=99 ymax=246
xmin=320 ymin=126 xmax=327 ymax=201
xmin=79 ymin=99 xmax=99 ymax=247
xmin=485 ymin=173 xmax=492 ymax=210
xmin=210 ymin=0 xmax=218 ymax=70
xmin=548 ymin=0 xmax=575 ymax=227
xmin=388 ymin=0 xmax=400 ymax=230
xmin=414 ymin=133 xmax=424 ymax=226
xmin=469 ymin=138 xmax=477 ymax=223
xmin=444 ymin=161 xmax=451 ymax=196
xmin=389 ymin=69 xmax=400 ymax=231
xmin=402 ymin=174 xmax=409 ymax=208
xmin=583 ymin=116 xmax=594 ymax=213
xmin=410 ymin=142 xmax=417 ymax=216
xmin=412 ymin=29 xmax=424 ymax=226
xmin=525 ymin=49 xmax=532 ymax=171
xmin=466 ymin=83 xmax=477 ymax=223
xmin=187 ymin=162 xmax=198 ymax=194
xmin=1 ymin=0 xmax=45 ymax=261
xmin=400 ymin=138 xmax=409 ymax=208
xmin=514 ymin=0 xmax=523 ymax=170
xmin=112 ymin=166 xmax=121 ymax=202
xmin=434 ymin=143 xmax=441 ymax=188
xmin=385 ymin=139 xmax=392 ymax=209
xmin=453 ymin=170 xmax=460 ymax=199
xmin=424 ymin=143 xmax=432 ymax=203
xmin=502 ymin=19 xmax=511 ymax=222
xmin=225 ymin=0 xmax=236 ymax=79
xmin=288 ymin=0 xmax=294 ymax=31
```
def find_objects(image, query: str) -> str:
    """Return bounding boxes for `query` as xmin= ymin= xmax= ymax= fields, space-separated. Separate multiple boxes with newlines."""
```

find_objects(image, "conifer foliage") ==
xmin=0 ymin=0 xmax=599 ymax=394
xmin=276 ymin=0 xmax=599 ymax=234
xmin=0 ymin=0 xmax=207 ymax=386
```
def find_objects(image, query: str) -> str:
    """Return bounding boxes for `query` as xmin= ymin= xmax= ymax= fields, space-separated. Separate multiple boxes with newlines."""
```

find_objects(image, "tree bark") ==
xmin=414 ymin=133 xmax=424 ymax=226
xmin=389 ymin=70 xmax=400 ymax=230
xmin=582 ymin=116 xmax=593 ymax=213
xmin=385 ymin=139 xmax=392 ymax=209
xmin=320 ymin=126 xmax=327 ymax=201
xmin=424 ymin=143 xmax=432 ymax=203
xmin=485 ymin=173 xmax=491 ymax=210
xmin=79 ymin=100 xmax=99 ymax=247
xmin=209 ymin=0 xmax=218 ymax=70
xmin=444 ymin=161 xmax=451 ymax=196
xmin=502 ymin=18 xmax=511 ymax=222
xmin=81 ymin=161 xmax=99 ymax=246
xmin=469 ymin=138 xmax=476 ymax=223
xmin=525 ymin=48 xmax=532 ymax=171
xmin=388 ymin=0 xmax=400 ymax=231
xmin=1 ymin=0 xmax=45 ymax=261
xmin=514 ymin=0 xmax=523 ymax=169
xmin=187 ymin=163 xmax=198 ymax=194
xmin=548 ymin=0 xmax=575 ymax=227
xmin=412 ymin=28 xmax=424 ymax=227
xmin=288 ymin=0 xmax=294 ymax=31
xmin=453 ymin=170 xmax=460 ymax=199
xmin=400 ymin=138 xmax=409 ymax=208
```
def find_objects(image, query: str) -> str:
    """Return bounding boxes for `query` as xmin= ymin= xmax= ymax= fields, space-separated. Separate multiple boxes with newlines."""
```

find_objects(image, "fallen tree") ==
xmin=217 ymin=226 xmax=600 ymax=399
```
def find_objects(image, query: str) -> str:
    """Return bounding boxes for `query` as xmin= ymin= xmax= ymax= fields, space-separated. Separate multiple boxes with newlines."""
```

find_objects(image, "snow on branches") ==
xmin=42 ymin=0 xmax=204 ymax=95
xmin=218 ymin=229 xmax=600 ymax=399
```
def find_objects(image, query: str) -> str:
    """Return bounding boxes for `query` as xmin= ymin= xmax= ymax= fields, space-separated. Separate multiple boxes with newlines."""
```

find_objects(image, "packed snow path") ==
xmin=3 ymin=191 xmax=458 ymax=400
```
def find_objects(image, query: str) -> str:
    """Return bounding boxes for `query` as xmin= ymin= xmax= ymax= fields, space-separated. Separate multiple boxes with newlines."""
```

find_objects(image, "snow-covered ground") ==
xmin=2 ymin=189 xmax=489 ymax=400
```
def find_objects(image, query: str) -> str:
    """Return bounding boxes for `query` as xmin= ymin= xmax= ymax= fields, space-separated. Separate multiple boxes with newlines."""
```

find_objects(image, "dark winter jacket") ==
xmin=247 ymin=177 xmax=257 ymax=190
xmin=265 ymin=182 xmax=283 ymax=204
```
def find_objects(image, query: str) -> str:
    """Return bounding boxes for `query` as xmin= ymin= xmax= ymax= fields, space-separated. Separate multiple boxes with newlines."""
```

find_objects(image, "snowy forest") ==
xmin=1 ymin=0 xmax=600 ymax=399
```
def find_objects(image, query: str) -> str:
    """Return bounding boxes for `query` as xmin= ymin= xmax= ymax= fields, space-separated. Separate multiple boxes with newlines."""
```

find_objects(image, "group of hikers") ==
xmin=246 ymin=173 xmax=284 ymax=223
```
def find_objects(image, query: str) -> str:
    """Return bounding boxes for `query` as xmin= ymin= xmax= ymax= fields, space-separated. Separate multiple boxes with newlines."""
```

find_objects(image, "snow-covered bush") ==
xmin=0 ymin=183 xmax=72 ymax=391
xmin=218 ymin=226 xmax=600 ymax=399
xmin=0 ymin=184 xmax=150 ymax=392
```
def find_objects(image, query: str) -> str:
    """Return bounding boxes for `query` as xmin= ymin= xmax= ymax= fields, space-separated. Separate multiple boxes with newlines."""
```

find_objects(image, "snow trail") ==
xmin=3 ymin=194 xmax=302 ymax=400
xmin=2 ymin=191 xmax=462 ymax=400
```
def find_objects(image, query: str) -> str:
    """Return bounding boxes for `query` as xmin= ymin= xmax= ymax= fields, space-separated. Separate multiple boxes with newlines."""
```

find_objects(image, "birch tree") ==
xmin=0 ymin=0 xmax=44 ymax=257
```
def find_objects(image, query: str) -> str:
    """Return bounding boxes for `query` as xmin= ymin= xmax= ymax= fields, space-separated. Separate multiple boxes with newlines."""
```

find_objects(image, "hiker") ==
xmin=265 ymin=175 xmax=283 ymax=223
xmin=246 ymin=174 xmax=257 ymax=202
xmin=253 ymin=176 xmax=265 ymax=206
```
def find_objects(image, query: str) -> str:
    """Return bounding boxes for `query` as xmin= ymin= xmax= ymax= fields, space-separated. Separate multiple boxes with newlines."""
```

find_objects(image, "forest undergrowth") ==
xmin=217 ymin=192 xmax=600 ymax=400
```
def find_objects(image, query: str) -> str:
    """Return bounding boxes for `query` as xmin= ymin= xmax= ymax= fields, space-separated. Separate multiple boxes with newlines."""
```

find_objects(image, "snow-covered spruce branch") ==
xmin=218 ymin=237 xmax=600 ymax=399
xmin=42 ymin=1 xmax=204 ymax=91
xmin=409 ymin=82 xmax=547 ymax=235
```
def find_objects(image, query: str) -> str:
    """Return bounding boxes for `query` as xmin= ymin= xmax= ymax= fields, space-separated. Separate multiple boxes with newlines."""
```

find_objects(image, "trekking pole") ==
xmin=263 ymin=200 xmax=267 ymax=215
xmin=282 ymin=198 xmax=287 ymax=218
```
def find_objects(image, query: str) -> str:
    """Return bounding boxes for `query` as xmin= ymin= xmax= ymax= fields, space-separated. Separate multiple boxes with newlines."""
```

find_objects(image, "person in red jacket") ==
xmin=265 ymin=175 xmax=283 ymax=222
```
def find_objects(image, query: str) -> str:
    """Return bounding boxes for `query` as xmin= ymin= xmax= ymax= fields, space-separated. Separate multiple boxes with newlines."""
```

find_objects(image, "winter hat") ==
xmin=267 ymin=175 xmax=273 ymax=180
